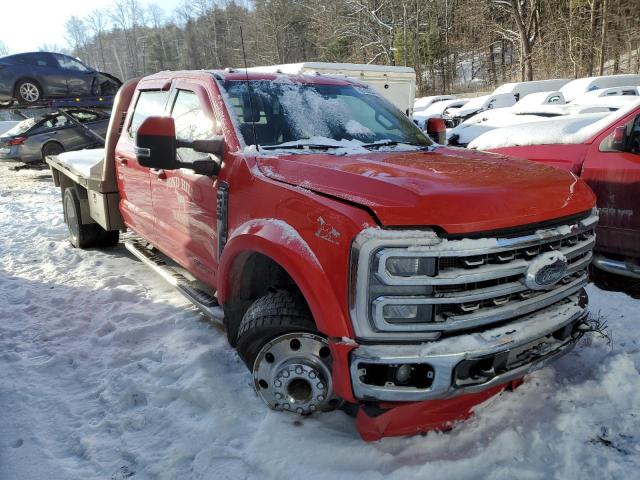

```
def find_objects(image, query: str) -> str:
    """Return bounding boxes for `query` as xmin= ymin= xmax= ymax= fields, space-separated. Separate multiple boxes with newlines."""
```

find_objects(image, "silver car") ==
xmin=0 ymin=108 xmax=109 ymax=163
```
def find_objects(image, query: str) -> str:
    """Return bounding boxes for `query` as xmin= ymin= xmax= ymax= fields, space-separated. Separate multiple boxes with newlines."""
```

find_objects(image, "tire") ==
xmin=236 ymin=290 xmax=340 ymax=414
xmin=236 ymin=290 xmax=316 ymax=368
xmin=15 ymin=79 xmax=43 ymax=105
xmin=62 ymin=187 xmax=119 ymax=249
xmin=42 ymin=142 xmax=64 ymax=160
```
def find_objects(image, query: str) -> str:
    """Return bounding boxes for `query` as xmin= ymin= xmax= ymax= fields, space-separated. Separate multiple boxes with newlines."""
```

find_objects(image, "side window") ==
xmin=170 ymin=90 xmax=216 ymax=163
xmin=600 ymin=115 xmax=640 ymax=154
xmin=41 ymin=115 xmax=69 ymax=129
xmin=26 ymin=53 xmax=56 ymax=67
xmin=53 ymin=54 xmax=90 ymax=72
xmin=128 ymin=90 xmax=168 ymax=137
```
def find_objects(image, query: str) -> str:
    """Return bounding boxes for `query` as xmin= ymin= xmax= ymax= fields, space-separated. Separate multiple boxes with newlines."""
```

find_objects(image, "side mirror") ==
xmin=135 ymin=116 xmax=177 ymax=169
xmin=136 ymin=116 xmax=224 ymax=176
xmin=425 ymin=117 xmax=447 ymax=144
xmin=612 ymin=125 xmax=626 ymax=150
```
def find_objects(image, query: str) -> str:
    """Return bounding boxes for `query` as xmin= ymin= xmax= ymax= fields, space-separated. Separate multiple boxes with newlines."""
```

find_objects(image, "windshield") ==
xmin=221 ymin=79 xmax=431 ymax=149
xmin=1 ymin=118 xmax=37 ymax=137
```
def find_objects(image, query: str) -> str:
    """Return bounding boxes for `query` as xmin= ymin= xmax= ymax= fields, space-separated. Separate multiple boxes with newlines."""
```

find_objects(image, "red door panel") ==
xmin=583 ymin=117 xmax=640 ymax=259
xmin=150 ymin=83 xmax=220 ymax=287
xmin=115 ymin=134 xmax=155 ymax=242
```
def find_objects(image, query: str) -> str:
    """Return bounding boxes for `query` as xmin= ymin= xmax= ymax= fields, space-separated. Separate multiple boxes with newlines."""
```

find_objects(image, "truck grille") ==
xmin=350 ymin=212 xmax=598 ymax=341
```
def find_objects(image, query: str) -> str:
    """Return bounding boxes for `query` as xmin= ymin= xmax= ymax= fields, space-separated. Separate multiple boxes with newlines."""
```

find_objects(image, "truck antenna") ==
xmin=240 ymin=26 xmax=259 ymax=151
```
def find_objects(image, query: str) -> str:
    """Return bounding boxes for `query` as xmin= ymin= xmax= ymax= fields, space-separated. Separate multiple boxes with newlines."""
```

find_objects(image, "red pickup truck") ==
xmin=469 ymin=104 xmax=640 ymax=280
xmin=46 ymin=70 xmax=598 ymax=440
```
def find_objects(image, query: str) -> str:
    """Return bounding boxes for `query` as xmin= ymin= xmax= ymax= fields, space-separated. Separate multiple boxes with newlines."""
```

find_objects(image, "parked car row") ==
xmin=414 ymin=74 xmax=640 ymax=280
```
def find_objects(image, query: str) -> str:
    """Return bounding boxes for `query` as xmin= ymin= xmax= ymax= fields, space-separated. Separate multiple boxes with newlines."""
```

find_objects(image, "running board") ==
xmin=125 ymin=240 xmax=225 ymax=323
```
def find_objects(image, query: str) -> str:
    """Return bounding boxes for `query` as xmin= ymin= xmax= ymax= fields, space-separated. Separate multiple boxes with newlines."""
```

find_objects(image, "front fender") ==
xmin=217 ymin=218 xmax=354 ymax=339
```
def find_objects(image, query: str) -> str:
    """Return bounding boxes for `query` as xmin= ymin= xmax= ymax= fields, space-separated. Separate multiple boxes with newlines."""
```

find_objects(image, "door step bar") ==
xmin=125 ymin=240 xmax=225 ymax=323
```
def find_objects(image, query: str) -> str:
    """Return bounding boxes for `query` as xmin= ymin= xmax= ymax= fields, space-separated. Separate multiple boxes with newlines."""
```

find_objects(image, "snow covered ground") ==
xmin=1 ymin=163 xmax=639 ymax=480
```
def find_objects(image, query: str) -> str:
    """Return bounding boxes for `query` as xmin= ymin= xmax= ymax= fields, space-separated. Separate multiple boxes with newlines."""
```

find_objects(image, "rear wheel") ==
xmin=42 ymin=142 xmax=64 ymax=160
xmin=62 ymin=187 xmax=119 ymax=249
xmin=236 ymin=291 xmax=341 ymax=415
xmin=15 ymin=79 xmax=42 ymax=105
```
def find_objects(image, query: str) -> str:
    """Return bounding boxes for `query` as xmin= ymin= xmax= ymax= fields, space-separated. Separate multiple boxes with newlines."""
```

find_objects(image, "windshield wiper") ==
xmin=362 ymin=140 xmax=430 ymax=150
xmin=260 ymin=142 xmax=342 ymax=151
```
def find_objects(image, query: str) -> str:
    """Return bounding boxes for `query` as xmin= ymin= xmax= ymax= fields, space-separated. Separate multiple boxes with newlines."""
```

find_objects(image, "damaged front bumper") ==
xmin=350 ymin=292 xmax=587 ymax=403
xmin=335 ymin=291 xmax=589 ymax=440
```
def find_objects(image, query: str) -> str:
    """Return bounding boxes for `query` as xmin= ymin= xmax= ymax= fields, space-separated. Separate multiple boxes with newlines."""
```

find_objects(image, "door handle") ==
xmin=151 ymin=168 xmax=166 ymax=179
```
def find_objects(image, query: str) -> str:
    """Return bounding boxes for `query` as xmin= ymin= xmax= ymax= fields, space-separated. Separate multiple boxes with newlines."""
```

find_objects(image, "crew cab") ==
xmin=46 ymin=70 xmax=598 ymax=440
xmin=469 ymin=101 xmax=640 ymax=279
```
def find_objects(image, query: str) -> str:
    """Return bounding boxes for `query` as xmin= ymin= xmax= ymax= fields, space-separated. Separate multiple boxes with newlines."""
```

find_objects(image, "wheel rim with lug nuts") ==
xmin=20 ymin=83 xmax=39 ymax=102
xmin=253 ymin=332 xmax=340 ymax=415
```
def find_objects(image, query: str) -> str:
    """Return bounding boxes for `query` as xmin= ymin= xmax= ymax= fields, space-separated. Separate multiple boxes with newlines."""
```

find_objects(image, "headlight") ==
xmin=385 ymin=256 xmax=436 ymax=277
xmin=386 ymin=257 xmax=420 ymax=276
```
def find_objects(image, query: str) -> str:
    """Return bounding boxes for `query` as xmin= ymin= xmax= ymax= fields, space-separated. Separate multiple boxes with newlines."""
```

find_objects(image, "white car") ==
xmin=413 ymin=98 xmax=469 ymax=128
xmin=450 ymin=93 xmax=517 ymax=125
xmin=492 ymin=79 xmax=570 ymax=100
xmin=560 ymin=74 xmax=640 ymax=102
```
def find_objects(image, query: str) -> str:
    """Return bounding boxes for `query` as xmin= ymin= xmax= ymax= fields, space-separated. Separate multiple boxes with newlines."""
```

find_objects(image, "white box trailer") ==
xmin=248 ymin=62 xmax=417 ymax=116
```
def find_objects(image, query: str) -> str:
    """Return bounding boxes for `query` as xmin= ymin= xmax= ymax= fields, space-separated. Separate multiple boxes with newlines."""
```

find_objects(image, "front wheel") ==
xmin=236 ymin=291 xmax=341 ymax=415
xmin=15 ymin=80 xmax=42 ymax=104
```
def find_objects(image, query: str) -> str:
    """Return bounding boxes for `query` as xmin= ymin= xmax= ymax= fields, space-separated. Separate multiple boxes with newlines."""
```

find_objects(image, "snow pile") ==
xmin=414 ymin=95 xmax=456 ymax=111
xmin=54 ymin=149 xmax=105 ymax=177
xmin=468 ymin=112 xmax=610 ymax=150
xmin=448 ymin=110 xmax=552 ymax=145
xmin=1 ymin=165 xmax=640 ymax=479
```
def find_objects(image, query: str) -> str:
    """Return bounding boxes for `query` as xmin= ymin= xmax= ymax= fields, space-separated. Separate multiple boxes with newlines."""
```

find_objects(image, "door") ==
xmin=116 ymin=89 xmax=169 ymax=242
xmin=17 ymin=53 xmax=68 ymax=97
xmin=582 ymin=112 xmax=640 ymax=259
xmin=52 ymin=53 xmax=94 ymax=97
xmin=150 ymin=84 xmax=220 ymax=286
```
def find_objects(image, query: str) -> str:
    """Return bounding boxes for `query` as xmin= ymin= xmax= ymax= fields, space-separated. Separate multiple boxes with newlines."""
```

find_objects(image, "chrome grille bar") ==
xmin=349 ymin=212 xmax=598 ymax=341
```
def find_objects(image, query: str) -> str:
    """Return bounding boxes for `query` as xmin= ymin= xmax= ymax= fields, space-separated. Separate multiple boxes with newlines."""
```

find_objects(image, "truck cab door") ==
xmin=582 ymin=113 xmax=640 ymax=259
xmin=150 ymin=83 xmax=220 ymax=286
xmin=116 ymin=89 xmax=169 ymax=242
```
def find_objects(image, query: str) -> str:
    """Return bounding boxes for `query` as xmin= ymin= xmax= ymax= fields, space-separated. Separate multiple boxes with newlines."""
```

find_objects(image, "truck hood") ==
xmin=255 ymin=147 xmax=596 ymax=234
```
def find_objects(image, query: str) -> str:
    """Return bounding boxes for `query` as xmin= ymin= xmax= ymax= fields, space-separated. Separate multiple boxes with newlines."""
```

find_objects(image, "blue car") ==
xmin=0 ymin=52 xmax=121 ymax=106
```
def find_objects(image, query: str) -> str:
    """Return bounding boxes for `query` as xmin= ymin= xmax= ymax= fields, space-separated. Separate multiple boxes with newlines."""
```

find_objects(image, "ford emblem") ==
xmin=524 ymin=252 xmax=568 ymax=290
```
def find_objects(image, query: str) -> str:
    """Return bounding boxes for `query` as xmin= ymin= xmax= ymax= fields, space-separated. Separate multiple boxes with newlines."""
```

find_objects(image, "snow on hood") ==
xmin=468 ymin=98 xmax=640 ymax=150
xmin=253 ymin=147 xmax=595 ymax=234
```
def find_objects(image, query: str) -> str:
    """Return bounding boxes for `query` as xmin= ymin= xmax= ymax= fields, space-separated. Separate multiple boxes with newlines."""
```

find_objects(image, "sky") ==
xmin=0 ymin=0 xmax=182 ymax=54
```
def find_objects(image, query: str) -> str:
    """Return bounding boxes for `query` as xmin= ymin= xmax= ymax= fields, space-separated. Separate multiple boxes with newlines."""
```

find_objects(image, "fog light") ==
xmin=383 ymin=304 xmax=418 ymax=320
xmin=395 ymin=364 xmax=412 ymax=384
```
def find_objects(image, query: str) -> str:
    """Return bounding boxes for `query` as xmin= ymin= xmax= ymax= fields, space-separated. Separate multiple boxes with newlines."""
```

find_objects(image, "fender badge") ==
xmin=315 ymin=216 xmax=341 ymax=244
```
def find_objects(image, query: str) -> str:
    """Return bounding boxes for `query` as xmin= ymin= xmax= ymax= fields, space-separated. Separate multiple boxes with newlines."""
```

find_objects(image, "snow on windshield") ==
xmin=220 ymin=78 xmax=430 ymax=152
